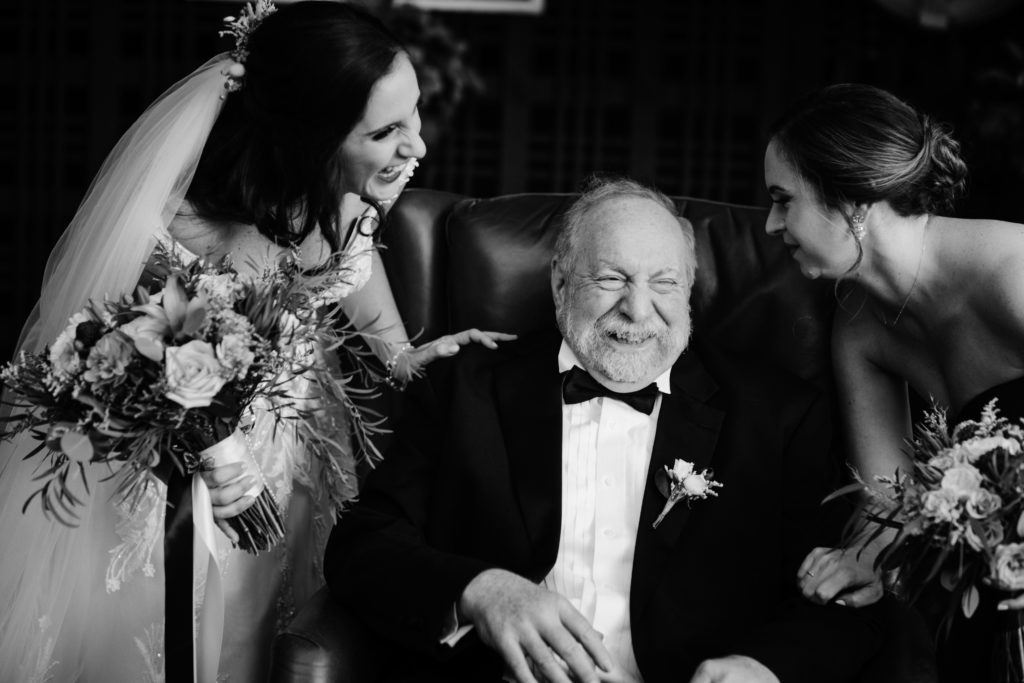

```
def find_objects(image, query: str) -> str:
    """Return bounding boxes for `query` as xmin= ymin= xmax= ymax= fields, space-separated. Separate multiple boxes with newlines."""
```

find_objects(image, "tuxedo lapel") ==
xmin=632 ymin=349 xmax=724 ymax=617
xmin=494 ymin=338 xmax=564 ymax=579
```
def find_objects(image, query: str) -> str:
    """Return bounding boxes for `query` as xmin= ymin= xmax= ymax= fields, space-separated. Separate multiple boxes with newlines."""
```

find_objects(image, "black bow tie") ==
xmin=561 ymin=365 xmax=661 ymax=415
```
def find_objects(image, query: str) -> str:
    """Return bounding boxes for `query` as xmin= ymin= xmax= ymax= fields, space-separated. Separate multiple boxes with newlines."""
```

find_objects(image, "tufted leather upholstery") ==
xmin=268 ymin=189 xmax=935 ymax=683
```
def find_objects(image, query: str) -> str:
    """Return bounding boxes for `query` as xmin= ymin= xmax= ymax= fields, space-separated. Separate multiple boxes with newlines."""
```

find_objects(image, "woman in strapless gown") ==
xmin=0 ymin=4 xmax=510 ymax=681
xmin=762 ymin=83 xmax=1024 ymax=680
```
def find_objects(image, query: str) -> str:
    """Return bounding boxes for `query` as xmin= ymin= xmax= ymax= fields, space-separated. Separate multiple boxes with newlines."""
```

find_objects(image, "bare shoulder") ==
xmin=166 ymin=210 xmax=230 ymax=259
xmin=831 ymin=287 xmax=887 ymax=370
xmin=948 ymin=218 xmax=1024 ymax=330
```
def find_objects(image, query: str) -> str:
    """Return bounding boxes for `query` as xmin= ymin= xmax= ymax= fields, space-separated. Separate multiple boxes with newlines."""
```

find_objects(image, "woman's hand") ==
xmin=797 ymin=546 xmax=884 ymax=608
xmin=998 ymin=594 xmax=1024 ymax=611
xmin=198 ymin=460 xmax=258 ymax=544
xmin=403 ymin=329 xmax=517 ymax=371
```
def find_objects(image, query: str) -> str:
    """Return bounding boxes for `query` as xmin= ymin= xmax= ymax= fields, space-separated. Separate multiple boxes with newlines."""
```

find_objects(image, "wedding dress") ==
xmin=0 ymin=53 xmax=374 ymax=682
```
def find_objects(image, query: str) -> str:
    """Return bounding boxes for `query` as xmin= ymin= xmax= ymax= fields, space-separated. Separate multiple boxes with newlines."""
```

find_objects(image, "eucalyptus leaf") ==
xmin=961 ymin=584 xmax=980 ymax=619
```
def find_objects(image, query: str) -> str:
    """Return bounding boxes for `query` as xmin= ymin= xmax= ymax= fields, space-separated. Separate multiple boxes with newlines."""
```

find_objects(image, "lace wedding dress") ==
xmin=0 ymin=227 xmax=373 ymax=682
xmin=0 ymin=54 xmax=376 ymax=682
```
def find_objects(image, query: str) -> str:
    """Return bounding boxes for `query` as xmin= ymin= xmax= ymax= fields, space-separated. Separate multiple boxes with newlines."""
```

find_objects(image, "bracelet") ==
xmin=384 ymin=343 xmax=415 ymax=391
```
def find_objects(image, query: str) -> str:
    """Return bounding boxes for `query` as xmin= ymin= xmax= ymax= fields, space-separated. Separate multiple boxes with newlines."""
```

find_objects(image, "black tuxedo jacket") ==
xmin=326 ymin=332 xmax=882 ymax=682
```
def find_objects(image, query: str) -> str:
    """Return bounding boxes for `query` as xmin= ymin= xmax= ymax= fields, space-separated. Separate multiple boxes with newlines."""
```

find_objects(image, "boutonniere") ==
xmin=653 ymin=458 xmax=723 ymax=529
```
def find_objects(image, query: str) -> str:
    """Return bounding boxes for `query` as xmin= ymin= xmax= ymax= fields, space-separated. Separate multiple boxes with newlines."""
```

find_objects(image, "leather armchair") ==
xmin=268 ymin=189 xmax=936 ymax=682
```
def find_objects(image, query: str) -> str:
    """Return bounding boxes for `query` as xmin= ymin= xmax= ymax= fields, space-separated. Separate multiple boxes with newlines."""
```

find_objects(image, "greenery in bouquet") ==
xmin=0 ymin=244 xmax=384 ymax=553
xmin=838 ymin=399 xmax=1024 ymax=630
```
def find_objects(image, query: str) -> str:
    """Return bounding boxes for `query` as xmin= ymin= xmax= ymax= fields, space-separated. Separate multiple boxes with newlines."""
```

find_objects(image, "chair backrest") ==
xmin=384 ymin=188 xmax=836 ymax=390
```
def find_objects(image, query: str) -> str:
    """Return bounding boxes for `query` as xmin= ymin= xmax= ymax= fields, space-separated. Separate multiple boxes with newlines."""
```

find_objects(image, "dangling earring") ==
xmin=850 ymin=212 xmax=866 ymax=241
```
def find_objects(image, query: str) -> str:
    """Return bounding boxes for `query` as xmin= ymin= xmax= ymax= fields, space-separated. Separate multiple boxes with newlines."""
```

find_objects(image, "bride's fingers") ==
xmin=215 ymin=518 xmax=240 ymax=544
xmin=208 ymin=475 xmax=258 ymax=508
xmin=212 ymin=495 xmax=255 ymax=520
xmin=998 ymin=594 xmax=1024 ymax=611
xmin=411 ymin=329 xmax=518 ymax=365
xmin=199 ymin=461 xmax=246 ymax=487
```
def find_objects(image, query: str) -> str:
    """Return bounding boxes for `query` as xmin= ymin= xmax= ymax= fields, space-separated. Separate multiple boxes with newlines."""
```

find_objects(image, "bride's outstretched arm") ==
xmin=339 ymin=252 xmax=515 ymax=380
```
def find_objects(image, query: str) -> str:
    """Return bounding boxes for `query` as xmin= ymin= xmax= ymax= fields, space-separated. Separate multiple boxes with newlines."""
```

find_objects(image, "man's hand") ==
xmin=689 ymin=655 xmax=780 ymax=683
xmin=460 ymin=568 xmax=614 ymax=683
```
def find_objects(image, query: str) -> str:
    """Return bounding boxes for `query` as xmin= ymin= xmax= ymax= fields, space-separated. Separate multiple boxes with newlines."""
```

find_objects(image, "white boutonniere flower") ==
xmin=653 ymin=458 xmax=723 ymax=529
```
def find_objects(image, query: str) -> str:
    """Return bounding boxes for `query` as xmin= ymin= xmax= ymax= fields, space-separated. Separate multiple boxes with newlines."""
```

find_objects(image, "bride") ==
xmin=0 ymin=3 xmax=509 ymax=681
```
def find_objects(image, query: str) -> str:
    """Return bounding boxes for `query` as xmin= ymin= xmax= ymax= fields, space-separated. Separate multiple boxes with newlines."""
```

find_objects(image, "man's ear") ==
xmin=551 ymin=257 xmax=568 ymax=309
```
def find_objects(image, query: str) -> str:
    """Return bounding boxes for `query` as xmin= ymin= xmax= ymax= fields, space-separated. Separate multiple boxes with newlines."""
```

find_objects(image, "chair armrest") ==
xmin=268 ymin=587 xmax=384 ymax=683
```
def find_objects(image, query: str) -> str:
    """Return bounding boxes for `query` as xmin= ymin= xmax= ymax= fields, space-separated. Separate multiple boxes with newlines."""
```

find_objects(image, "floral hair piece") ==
xmin=219 ymin=0 xmax=278 ymax=93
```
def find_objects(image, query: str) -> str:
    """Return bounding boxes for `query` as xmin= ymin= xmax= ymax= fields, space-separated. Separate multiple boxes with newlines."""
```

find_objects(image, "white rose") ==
xmin=671 ymin=459 xmax=694 ymax=481
xmin=966 ymin=489 xmax=1003 ymax=519
xmin=164 ymin=340 xmax=226 ymax=409
xmin=921 ymin=488 xmax=961 ymax=523
xmin=992 ymin=543 xmax=1024 ymax=591
xmin=682 ymin=473 xmax=709 ymax=496
xmin=941 ymin=465 xmax=984 ymax=499
xmin=953 ymin=436 xmax=1021 ymax=462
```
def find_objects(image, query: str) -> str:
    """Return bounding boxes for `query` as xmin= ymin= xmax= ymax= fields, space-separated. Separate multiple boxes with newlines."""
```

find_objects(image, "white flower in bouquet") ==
xmin=164 ymin=340 xmax=227 ymax=409
xmin=921 ymin=488 xmax=960 ymax=524
xmin=993 ymin=543 xmax=1024 ymax=591
xmin=121 ymin=313 xmax=170 ymax=361
xmin=216 ymin=333 xmax=256 ymax=381
xmin=83 ymin=332 xmax=135 ymax=383
xmin=197 ymin=273 xmax=245 ymax=308
xmin=950 ymin=435 xmax=1022 ymax=462
xmin=967 ymin=489 xmax=1003 ymax=519
xmin=940 ymin=464 xmax=984 ymax=498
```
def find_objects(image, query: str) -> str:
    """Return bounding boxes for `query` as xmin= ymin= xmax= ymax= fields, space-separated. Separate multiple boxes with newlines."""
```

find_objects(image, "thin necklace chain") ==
xmin=882 ymin=217 xmax=930 ymax=330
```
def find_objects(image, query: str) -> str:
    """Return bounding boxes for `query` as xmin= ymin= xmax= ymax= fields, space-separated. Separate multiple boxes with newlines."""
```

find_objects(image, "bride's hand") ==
xmin=199 ymin=460 xmax=258 ymax=544
xmin=406 ymin=329 xmax=517 ymax=368
xmin=797 ymin=546 xmax=884 ymax=608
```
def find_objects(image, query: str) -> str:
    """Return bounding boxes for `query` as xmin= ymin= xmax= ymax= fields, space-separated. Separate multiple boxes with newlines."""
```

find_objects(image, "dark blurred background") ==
xmin=2 ymin=0 xmax=1023 ymax=359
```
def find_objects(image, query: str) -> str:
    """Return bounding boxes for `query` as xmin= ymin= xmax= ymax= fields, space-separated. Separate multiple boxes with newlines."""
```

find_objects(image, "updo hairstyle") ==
xmin=769 ymin=83 xmax=968 ymax=219
xmin=187 ymin=2 xmax=406 ymax=251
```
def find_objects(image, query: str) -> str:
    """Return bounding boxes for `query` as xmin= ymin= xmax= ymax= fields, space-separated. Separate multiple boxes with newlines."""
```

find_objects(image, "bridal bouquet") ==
xmin=840 ymin=399 xmax=1024 ymax=628
xmin=1 ymin=245 xmax=382 ymax=553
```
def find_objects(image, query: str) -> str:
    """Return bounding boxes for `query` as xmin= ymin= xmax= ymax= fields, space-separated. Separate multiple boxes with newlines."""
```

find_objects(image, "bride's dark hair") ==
xmin=186 ymin=1 xmax=405 ymax=251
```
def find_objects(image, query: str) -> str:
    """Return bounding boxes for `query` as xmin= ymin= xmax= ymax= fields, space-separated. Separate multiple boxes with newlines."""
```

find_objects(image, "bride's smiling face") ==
xmin=339 ymin=52 xmax=427 ymax=202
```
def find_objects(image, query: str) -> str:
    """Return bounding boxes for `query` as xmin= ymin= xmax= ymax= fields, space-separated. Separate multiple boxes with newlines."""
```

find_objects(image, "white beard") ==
xmin=557 ymin=300 xmax=691 ymax=385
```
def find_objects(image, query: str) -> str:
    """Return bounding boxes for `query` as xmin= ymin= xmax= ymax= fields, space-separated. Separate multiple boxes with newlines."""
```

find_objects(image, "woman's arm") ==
xmin=798 ymin=305 xmax=910 ymax=607
xmin=338 ymin=251 xmax=412 ymax=362
xmin=339 ymin=251 xmax=516 ymax=381
xmin=832 ymin=304 xmax=915 ymax=485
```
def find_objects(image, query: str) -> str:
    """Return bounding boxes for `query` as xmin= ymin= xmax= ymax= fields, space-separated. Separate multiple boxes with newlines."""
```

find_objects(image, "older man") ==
xmin=326 ymin=177 xmax=881 ymax=682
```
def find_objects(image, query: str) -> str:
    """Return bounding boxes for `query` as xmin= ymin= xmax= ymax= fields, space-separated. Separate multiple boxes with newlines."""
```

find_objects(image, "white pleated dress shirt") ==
xmin=544 ymin=341 xmax=671 ymax=681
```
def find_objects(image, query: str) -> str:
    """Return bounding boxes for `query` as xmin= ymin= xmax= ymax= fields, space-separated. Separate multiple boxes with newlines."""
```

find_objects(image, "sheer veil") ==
xmin=16 ymin=55 xmax=229 ymax=354
xmin=0 ymin=54 xmax=232 ymax=681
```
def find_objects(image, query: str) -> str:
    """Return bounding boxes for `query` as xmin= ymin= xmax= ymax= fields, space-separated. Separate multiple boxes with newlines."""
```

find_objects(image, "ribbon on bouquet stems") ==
xmin=164 ymin=429 xmax=282 ymax=682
